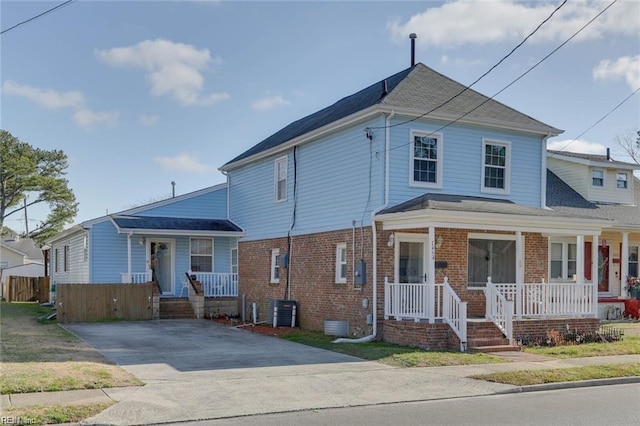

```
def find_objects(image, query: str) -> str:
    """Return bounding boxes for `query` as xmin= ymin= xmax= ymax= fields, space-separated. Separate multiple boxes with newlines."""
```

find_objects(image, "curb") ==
xmin=519 ymin=375 xmax=640 ymax=393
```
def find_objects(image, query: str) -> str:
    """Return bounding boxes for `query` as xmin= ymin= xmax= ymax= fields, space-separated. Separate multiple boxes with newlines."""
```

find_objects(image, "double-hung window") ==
xmin=617 ymin=172 xmax=628 ymax=189
xmin=550 ymin=241 xmax=577 ymax=281
xmin=592 ymin=169 xmax=604 ymax=187
xmin=270 ymin=249 xmax=280 ymax=283
xmin=482 ymin=139 xmax=510 ymax=194
xmin=63 ymin=245 xmax=70 ymax=272
xmin=230 ymin=247 xmax=238 ymax=275
xmin=629 ymin=246 xmax=639 ymax=278
xmin=410 ymin=131 xmax=442 ymax=188
xmin=54 ymin=248 xmax=59 ymax=273
xmin=335 ymin=243 xmax=347 ymax=284
xmin=274 ymin=156 xmax=287 ymax=202
xmin=190 ymin=238 xmax=213 ymax=272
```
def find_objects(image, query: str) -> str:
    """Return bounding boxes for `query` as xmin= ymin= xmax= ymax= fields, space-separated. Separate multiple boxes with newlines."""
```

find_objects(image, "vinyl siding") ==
xmin=587 ymin=167 xmax=634 ymax=205
xmin=229 ymin=116 xmax=385 ymax=241
xmin=138 ymin=186 xmax=228 ymax=218
xmin=547 ymin=157 xmax=588 ymax=199
xmin=388 ymin=117 xmax=545 ymax=208
xmin=50 ymin=230 xmax=89 ymax=284
xmin=0 ymin=248 xmax=25 ymax=268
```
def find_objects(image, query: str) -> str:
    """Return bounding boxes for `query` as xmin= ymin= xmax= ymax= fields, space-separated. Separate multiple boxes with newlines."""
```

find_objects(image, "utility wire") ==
xmin=1 ymin=0 xmax=76 ymax=35
xmin=386 ymin=0 xmax=619 ymax=153
xmin=549 ymin=86 xmax=640 ymax=155
xmin=369 ymin=0 xmax=568 ymax=130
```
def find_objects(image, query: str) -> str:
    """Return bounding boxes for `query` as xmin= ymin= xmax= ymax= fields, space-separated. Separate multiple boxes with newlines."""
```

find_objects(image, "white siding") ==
xmin=547 ymin=157 xmax=588 ymax=199
xmin=51 ymin=230 xmax=89 ymax=284
xmin=587 ymin=168 xmax=634 ymax=205
xmin=0 ymin=248 xmax=25 ymax=268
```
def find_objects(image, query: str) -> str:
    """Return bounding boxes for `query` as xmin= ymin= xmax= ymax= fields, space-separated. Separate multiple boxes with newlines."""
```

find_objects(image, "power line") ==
xmin=370 ymin=0 xmax=568 ymax=130
xmin=386 ymin=0 xmax=619 ymax=153
xmin=549 ymin=86 xmax=640 ymax=155
xmin=1 ymin=0 xmax=76 ymax=35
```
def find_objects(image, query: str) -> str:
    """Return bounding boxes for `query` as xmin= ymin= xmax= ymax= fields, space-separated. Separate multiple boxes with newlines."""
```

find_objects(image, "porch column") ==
xmin=127 ymin=233 xmax=132 ymax=283
xmin=515 ymin=231 xmax=523 ymax=320
xmin=621 ymin=232 xmax=630 ymax=298
xmin=576 ymin=235 xmax=584 ymax=285
xmin=592 ymin=234 xmax=599 ymax=317
xmin=428 ymin=227 xmax=436 ymax=324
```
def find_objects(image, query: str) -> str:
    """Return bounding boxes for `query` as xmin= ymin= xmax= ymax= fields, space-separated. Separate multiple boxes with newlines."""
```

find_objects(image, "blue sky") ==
xmin=1 ymin=0 xmax=638 ymax=232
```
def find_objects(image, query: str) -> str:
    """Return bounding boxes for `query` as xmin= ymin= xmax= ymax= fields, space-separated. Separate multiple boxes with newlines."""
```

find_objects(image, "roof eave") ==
xmin=220 ymin=106 xmax=383 ymax=172
xmin=114 ymin=228 xmax=245 ymax=237
xmin=548 ymin=153 xmax=639 ymax=170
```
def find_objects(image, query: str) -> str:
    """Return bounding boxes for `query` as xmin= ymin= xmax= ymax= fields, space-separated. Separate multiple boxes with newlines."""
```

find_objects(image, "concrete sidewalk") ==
xmin=2 ymin=353 xmax=639 ymax=425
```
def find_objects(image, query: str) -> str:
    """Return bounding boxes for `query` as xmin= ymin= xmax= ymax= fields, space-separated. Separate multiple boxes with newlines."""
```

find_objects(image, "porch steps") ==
xmin=159 ymin=298 xmax=195 ymax=319
xmin=466 ymin=319 xmax=520 ymax=353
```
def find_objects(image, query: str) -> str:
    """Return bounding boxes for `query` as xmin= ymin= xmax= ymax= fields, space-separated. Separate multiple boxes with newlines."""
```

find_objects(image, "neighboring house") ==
xmin=47 ymin=184 xmax=243 ymax=298
xmin=219 ymin=62 xmax=609 ymax=350
xmin=546 ymin=150 xmax=640 ymax=315
xmin=0 ymin=238 xmax=45 ymax=299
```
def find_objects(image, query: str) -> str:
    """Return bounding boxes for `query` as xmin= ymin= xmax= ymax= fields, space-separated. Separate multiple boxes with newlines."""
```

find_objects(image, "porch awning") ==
xmin=376 ymin=193 xmax=611 ymax=234
xmin=110 ymin=215 xmax=244 ymax=237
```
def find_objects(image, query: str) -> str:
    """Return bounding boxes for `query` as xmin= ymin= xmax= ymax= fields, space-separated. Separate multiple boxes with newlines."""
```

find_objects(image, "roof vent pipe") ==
xmin=606 ymin=147 xmax=610 ymax=161
xmin=409 ymin=33 xmax=417 ymax=66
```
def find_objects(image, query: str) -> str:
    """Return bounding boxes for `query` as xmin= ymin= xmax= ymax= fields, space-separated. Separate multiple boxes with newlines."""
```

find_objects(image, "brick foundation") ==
xmin=513 ymin=318 xmax=600 ymax=339
xmin=381 ymin=320 xmax=461 ymax=351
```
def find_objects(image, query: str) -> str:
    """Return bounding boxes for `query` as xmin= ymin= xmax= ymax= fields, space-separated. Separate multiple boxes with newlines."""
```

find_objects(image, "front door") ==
xmin=395 ymin=233 xmax=428 ymax=284
xmin=598 ymin=246 xmax=609 ymax=293
xmin=149 ymin=240 xmax=174 ymax=294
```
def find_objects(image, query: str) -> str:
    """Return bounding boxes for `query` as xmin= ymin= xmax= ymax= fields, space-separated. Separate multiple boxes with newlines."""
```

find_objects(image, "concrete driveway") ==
xmin=63 ymin=319 xmax=363 ymax=380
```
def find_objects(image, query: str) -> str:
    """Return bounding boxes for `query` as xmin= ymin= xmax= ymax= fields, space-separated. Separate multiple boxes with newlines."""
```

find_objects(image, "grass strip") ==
xmin=522 ymin=336 xmax=640 ymax=358
xmin=471 ymin=363 xmax=640 ymax=386
xmin=1 ymin=402 xmax=113 ymax=425
xmin=282 ymin=330 xmax=504 ymax=367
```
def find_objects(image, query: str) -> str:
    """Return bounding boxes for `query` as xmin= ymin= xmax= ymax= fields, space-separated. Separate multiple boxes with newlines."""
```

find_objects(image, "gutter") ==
xmin=334 ymin=110 xmax=395 ymax=344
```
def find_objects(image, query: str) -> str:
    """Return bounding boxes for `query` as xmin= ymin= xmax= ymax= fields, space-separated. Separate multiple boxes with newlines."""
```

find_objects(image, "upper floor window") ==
xmin=592 ymin=169 xmax=604 ymax=187
xmin=335 ymin=243 xmax=347 ymax=284
xmin=274 ymin=156 xmax=287 ymax=202
xmin=617 ymin=172 xmax=628 ymax=189
xmin=410 ymin=131 xmax=443 ymax=188
xmin=270 ymin=249 xmax=280 ymax=283
xmin=482 ymin=139 xmax=510 ymax=194
xmin=190 ymin=238 xmax=213 ymax=272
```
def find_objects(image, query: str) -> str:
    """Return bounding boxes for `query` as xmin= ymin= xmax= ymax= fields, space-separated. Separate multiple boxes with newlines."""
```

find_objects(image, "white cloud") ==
xmin=593 ymin=55 xmax=640 ymax=91
xmin=139 ymin=114 xmax=160 ymax=126
xmin=251 ymin=95 xmax=291 ymax=111
xmin=154 ymin=152 xmax=214 ymax=174
xmin=1 ymin=80 xmax=84 ymax=109
xmin=388 ymin=0 xmax=639 ymax=48
xmin=96 ymin=39 xmax=230 ymax=106
xmin=73 ymin=109 xmax=119 ymax=127
xmin=547 ymin=139 xmax=606 ymax=155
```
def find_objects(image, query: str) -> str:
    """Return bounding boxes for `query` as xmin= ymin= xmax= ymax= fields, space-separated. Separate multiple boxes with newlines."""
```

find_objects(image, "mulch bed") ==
xmin=208 ymin=316 xmax=295 ymax=337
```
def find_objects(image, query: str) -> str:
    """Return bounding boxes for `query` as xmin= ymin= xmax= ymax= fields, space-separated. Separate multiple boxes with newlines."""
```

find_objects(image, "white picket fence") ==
xmin=120 ymin=271 xmax=152 ymax=284
xmin=190 ymin=272 xmax=238 ymax=298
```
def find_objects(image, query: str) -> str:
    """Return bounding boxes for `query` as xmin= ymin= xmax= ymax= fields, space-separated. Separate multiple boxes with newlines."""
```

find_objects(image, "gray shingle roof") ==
xmin=548 ymin=150 xmax=639 ymax=168
xmin=546 ymin=171 xmax=640 ymax=226
xmin=224 ymin=63 xmax=561 ymax=167
xmin=379 ymin=193 xmax=574 ymax=218
xmin=112 ymin=216 xmax=243 ymax=233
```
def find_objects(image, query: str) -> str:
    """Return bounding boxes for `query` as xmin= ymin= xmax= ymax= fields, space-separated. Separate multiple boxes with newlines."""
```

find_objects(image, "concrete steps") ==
xmin=159 ymin=298 xmax=195 ymax=319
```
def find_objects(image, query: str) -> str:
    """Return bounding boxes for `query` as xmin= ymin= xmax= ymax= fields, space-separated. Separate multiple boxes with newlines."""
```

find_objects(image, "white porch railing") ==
xmin=494 ymin=280 xmax=596 ymax=319
xmin=384 ymin=277 xmax=442 ymax=322
xmin=442 ymin=277 xmax=467 ymax=351
xmin=190 ymin=272 xmax=238 ymax=297
xmin=485 ymin=278 xmax=514 ymax=345
xmin=121 ymin=271 xmax=152 ymax=284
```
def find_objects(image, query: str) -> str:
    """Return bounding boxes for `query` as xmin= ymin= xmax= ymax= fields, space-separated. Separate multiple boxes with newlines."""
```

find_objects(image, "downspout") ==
xmin=127 ymin=232 xmax=132 ymax=282
xmin=334 ymin=110 xmax=394 ymax=344
xmin=541 ymin=134 xmax=551 ymax=208
xmin=222 ymin=170 xmax=230 ymax=220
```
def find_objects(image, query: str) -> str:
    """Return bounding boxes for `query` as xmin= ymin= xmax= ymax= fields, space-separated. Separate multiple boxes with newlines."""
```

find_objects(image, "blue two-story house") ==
xmin=49 ymin=62 xmax=639 ymax=350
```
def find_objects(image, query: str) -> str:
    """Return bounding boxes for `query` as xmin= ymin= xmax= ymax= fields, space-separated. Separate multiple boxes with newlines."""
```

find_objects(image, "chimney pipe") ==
xmin=606 ymin=148 xmax=610 ymax=161
xmin=409 ymin=33 xmax=417 ymax=66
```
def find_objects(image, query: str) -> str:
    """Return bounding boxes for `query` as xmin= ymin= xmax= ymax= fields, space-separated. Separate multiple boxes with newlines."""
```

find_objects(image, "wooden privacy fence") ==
xmin=57 ymin=283 xmax=153 ymax=323
xmin=5 ymin=276 xmax=50 ymax=302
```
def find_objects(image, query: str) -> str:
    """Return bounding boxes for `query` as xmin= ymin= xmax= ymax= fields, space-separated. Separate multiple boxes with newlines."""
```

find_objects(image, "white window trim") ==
xmin=335 ymin=243 xmax=347 ymax=284
xmin=616 ymin=171 xmax=628 ymax=190
xmin=63 ymin=245 xmax=70 ymax=273
xmin=54 ymin=248 xmax=59 ymax=274
xmin=274 ymin=156 xmax=288 ymax=203
xmin=628 ymin=243 xmax=639 ymax=278
xmin=270 ymin=248 xmax=280 ymax=283
xmin=409 ymin=130 xmax=443 ymax=189
xmin=189 ymin=238 xmax=214 ymax=273
xmin=230 ymin=247 xmax=238 ymax=275
xmin=481 ymin=138 xmax=511 ymax=195
xmin=591 ymin=168 xmax=604 ymax=188
xmin=467 ymin=233 xmax=518 ymax=288
xmin=549 ymin=240 xmax=577 ymax=282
